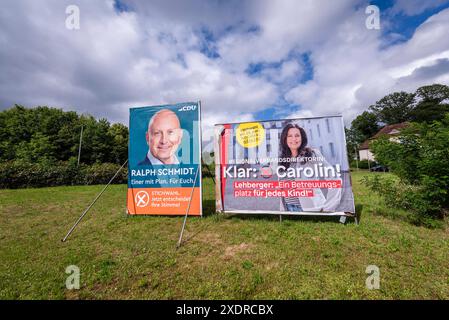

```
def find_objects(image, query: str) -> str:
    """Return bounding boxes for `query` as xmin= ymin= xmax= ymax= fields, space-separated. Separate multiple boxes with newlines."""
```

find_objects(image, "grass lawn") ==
xmin=0 ymin=170 xmax=448 ymax=299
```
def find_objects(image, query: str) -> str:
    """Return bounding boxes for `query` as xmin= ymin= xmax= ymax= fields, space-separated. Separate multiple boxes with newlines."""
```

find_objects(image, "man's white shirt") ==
xmin=147 ymin=150 xmax=180 ymax=165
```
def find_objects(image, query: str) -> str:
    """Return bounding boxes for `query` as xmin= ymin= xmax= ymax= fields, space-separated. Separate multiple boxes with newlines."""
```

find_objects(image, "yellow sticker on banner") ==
xmin=236 ymin=122 xmax=265 ymax=148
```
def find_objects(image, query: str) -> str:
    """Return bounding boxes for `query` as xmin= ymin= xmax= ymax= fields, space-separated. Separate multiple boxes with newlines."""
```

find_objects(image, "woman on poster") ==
xmin=278 ymin=123 xmax=342 ymax=212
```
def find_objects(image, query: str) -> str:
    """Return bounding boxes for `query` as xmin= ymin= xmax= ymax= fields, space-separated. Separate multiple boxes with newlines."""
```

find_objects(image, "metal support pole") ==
xmin=62 ymin=159 xmax=128 ymax=242
xmin=177 ymin=165 xmax=200 ymax=248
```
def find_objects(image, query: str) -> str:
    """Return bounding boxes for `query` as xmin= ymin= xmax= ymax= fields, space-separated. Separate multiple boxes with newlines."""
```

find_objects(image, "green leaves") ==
xmin=369 ymin=91 xmax=416 ymax=125
xmin=0 ymin=105 xmax=128 ymax=165
xmin=347 ymin=84 xmax=449 ymax=159
xmin=366 ymin=114 xmax=449 ymax=219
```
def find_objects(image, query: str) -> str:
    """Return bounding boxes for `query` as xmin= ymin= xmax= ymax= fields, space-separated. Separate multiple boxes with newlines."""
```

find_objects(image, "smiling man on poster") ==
xmin=127 ymin=102 xmax=202 ymax=216
xmin=139 ymin=109 xmax=183 ymax=166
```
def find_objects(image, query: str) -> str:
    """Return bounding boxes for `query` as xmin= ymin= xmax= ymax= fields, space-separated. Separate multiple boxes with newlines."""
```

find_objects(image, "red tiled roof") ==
xmin=359 ymin=122 xmax=409 ymax=150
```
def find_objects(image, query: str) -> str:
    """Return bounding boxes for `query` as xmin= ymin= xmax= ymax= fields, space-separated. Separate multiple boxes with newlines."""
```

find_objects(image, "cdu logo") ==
xmin=178 ymin=105 xmax=197 ymax=111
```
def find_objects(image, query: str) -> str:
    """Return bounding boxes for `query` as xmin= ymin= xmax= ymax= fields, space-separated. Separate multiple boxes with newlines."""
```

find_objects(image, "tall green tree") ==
xmin=415 ymin=83 xmax=449 ymax=103
xmin=410 ymin=84 xmax=449 ymax=123
xmin=108 ymin=123 xmax=129 ymax=164
xmin=0 ymin=105 xmax=129 ymax=165
xmin=369 ymin=91 xmax=415 ymax=125
xmin=350 ymin=111 xmax=380 ymax=140
xmin=346 ymin=111 xmax=381 ymax=158
xmin=15 ymin=132 xmax=57 ymax=164
xmin=345 ymin=127 xmax=363 ymax=160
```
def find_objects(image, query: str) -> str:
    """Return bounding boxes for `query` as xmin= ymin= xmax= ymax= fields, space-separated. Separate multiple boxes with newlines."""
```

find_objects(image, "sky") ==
xmin=1 ymin=0 xmax=449 ymax=142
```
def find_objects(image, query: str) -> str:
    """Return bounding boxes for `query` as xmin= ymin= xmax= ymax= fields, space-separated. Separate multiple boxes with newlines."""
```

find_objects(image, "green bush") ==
xmin=82 ymin=162 xmax=127 ymax=185
xmin=366 ymin=114 xmax=449 ymax=219
xmin=0 ymin=160 xmax=127 ymax=189
xmin=363 ymin=175 xmax=441 ymax=220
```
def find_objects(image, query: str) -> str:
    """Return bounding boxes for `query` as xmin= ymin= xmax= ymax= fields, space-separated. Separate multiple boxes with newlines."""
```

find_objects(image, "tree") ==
xmin=415 ymin=83 xmax=449 ymax=103
xmin=410 ymin=84 xmax=449 ymax=123
xmin=369 ymin=91 xmax=415 ymax=125
xmin=78 ymin=116 xmax=111 ymax=164
xmin=108 ymin=123 xmax=129 ymax=164
xmin=346 ymin=111 xmax=380 ymax=158
xmin=409 ymin=100 xmax=449 ymax=123
xmin=368 ymin=113 xmax=449 ymax=218
xmin=0 ymin=105 xmax=129 ymax=165
xmin=345 ymin=127 xmax=363 ymax=160
xmin=350 ymin=111 xmax=380 ymax=140
xmin=15 ymin=132 xmax=56 ymax=164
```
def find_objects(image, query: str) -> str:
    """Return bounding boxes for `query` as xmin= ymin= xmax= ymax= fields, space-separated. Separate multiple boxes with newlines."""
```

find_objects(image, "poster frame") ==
xmin=126 ymin=101 xmax=203 ymax=216
xmin=214 ymin=115 xmax=357 ymax=222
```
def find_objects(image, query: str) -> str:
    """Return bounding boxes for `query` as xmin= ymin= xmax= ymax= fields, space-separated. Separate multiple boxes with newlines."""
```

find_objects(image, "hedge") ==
xmin=0 ymin=161 xmax=127 ymax=189
xmin=350 ymin=159 xmax=377 ymax=169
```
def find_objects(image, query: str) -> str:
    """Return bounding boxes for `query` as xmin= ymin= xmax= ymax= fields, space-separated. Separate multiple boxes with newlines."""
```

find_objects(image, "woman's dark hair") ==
xmin=279 ymin=123 xmax=312 ymax=167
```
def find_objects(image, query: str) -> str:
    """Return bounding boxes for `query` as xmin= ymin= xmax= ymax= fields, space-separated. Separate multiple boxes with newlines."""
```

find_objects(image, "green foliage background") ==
xmin=0 ymin=105 xmax=129 ymax=188
xmin=0 ymin=105 xmax=128 ymax=165
xmin=346 ymin=83 xmax=449 ymax=158
xmin=365 ymin=114 xmax=449 ymax=219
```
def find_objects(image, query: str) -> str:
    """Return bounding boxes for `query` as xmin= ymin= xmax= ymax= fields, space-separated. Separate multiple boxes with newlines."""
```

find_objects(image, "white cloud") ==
xmin=383 ymin=9 xmax=449 ymax=67
xmin=258 ymin=59 xmax=304 ymax=85
xmin=216 ymin=0 xmax=360 ymax=71
xmin=285 ymin=6 xmax=449 ymax=125
xmin=1 ymin=0 xmax=449 ymax=132
xmin=0 ymin=0 xmax=278 ymax=131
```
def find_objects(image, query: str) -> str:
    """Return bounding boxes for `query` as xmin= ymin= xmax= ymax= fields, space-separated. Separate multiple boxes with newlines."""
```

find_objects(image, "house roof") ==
xmin=359 ymin=122 xmax=409 ymax=150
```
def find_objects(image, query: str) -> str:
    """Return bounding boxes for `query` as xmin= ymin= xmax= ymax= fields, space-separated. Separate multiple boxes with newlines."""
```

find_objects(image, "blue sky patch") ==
xmin=197 ymin=27 xmax=220 ymax=59
xmin=371 ymin=0 xmax=449 ymax=46
xmin=113 ymin=0 xmax=132 ymax=13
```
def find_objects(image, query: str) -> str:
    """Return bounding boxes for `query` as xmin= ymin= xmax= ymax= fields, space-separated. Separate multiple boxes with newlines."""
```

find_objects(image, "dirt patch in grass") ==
xmin=223 ymin=242 xmax=254 ymax=260
xmin=264 ymin=261 xmax=280 ymax=271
